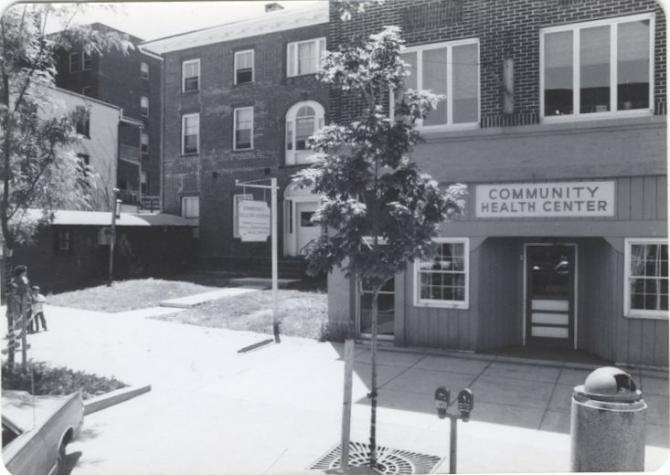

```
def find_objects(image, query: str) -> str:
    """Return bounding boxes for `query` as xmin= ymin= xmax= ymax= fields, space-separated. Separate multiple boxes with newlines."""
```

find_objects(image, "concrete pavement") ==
xmin=10 ymin=305 xmax=670 ymax=474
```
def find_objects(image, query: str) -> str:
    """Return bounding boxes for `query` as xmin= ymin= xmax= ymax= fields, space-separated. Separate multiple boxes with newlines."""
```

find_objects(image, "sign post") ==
xmin=235 ymin=178 xmax=280 ymax=343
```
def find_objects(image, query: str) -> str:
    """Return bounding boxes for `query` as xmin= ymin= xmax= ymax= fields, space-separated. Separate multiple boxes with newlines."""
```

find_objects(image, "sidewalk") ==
xmin=7 ymin=304 xmax=670 ymax=474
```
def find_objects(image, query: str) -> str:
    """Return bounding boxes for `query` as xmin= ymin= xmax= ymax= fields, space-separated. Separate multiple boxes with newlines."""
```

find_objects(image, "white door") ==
xmin=295 ymin=201 xmax=320 ymax=254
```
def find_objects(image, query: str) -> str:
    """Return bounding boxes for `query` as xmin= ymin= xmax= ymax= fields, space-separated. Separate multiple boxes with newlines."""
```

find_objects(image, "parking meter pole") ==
xmin=340 ymin=339 xmax=354 ymax=470
xmin=107 ymin=189 xmax=120 ymax=287
xmin=271 ymin=178 xmax=279 ymax=343
xmin=449 ymin=415 xmax=458 ymax=474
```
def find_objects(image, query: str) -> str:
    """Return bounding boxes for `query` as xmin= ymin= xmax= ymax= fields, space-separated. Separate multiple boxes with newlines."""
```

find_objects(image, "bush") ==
xmin=2 ymin=360 xmax=127 ymax=400
xmin=319 ymin=320 xmax=355 ymax=342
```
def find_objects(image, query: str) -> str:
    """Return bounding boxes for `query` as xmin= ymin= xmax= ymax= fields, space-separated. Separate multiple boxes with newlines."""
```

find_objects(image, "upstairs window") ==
xmin=140 ymin=62 xmax=150 ymax=80
xmin=285 ymin=101 xmax=324 ymax=166
xmin=181 ymin=113 xmax=199 ymax=155
xmin=82 ymin=51 xmax=92 ymax=71
xmin=140 ymin=132 xmax=149 ymax=155
xmin=234 ymin=50 xmax=254 ymax=84
xmin=542 ymin=14 xmax=654 ymax=120
xmin=181 ymin=195 xmax=200 ymax=218
xmin=398 ymin=39 xmax=480 ymax=128
xmin=625 ymin=239 xmax=668 ymax=319
xmin=287 ymin=38 xmax=326 ymax=77
xmin=233 ymin=107 xmax=253 ymax=150
xmin=182 ymin=59 xmax=200 ymax=92
xmin=69 ymin=52 xmax=80 ymax=73
xmin=140 ymin=96 xmax=149 ymax=118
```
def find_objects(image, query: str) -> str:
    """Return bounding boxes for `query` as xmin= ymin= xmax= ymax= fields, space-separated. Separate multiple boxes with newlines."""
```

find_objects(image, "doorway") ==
xmin=525 ymin=243 xmax=577 ymax=349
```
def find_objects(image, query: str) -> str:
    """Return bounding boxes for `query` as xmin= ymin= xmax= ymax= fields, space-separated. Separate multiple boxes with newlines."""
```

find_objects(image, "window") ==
xmin=287 ymin=38 xmax=326 ymax=77
xmin=541 ymin=14 xmax=654 ymax=119
xmin=140 ymin=132 xmax=149 ymax=154
xmin=82 ymin=51 xmax=92 ymax=71
xmin=140 ymin=62 xmax=150 ymax=80
xmin=398 ymin=39 xmax=480 ymax=128
xmin=75 ymin=106 xmax=90 ymax=138
xmin=181 ymin=196 xmax=200 ymax=218
xmin=233 ymin=107 xmax=253 ymax=150
xmin=233 ymin=194 xmax=252 ymax=238
xmin=285 ymin=101 xmax=325 ymax=165
xmin=55 ymin=229 xmax=72 ymax=253
xmin=69 ymin=52 xmax=80 ymax=73
xmin=625 ymin=239 xmax=668 ymax=319
xmin=234 ymin=50 xmax=254 ymax=85
xmin=141 ymin=171 xmax=148 ymax=194
xmin=182 ymin=59 xmax=200 ymax=92
xmin=414 ymin=238 xmax=469 ymax=309
xmin=181 ymin=113 xmax=199 ymax=155
xmin=140 ymin=96 xmax=149 ymax=118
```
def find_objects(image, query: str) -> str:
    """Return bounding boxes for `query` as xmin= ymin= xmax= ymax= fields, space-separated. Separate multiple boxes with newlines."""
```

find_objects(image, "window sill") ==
xmin=233 ymin=147 xmax=254 ymax=152
xmin=234 ymin=81 xmax=254 ymax=87
xmin=287 ymin=73 xmax=318 ymax=79
xmin=541 ymin=108 xmax=653 ymax=124
xmin=181 ymin=89 xmax=200 ymax=95
xmin=414 ymin=300 xmax=469 ymax=310
xmin=624 ymin=310 xmax=668 ymax=320
xmin=180 ymin=153 xmax=199 ymax=158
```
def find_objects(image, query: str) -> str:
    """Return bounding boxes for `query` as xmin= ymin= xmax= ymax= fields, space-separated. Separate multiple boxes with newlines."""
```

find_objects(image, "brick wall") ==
xmin=328 ymin=0 xmax=666 ymax=126
xmin=162 ymin=23 xmax=329 ymax=261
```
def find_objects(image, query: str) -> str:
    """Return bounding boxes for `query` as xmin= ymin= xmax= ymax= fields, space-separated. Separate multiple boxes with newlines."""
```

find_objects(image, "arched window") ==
xmin=285 ymin=101 xmax=325 ymax=166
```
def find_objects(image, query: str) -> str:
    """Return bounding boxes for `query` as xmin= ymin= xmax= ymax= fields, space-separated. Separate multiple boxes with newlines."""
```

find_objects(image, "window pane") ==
xmin=422 ymin=47 xmax=447 ymax=126
xmin=453 ymin=43 xmax=478 ymax=123
xmin=402 ymin=52 xmax=418 ymax=90
xmin=298 ymin=42 xmax=316 ymax=74
xmin=580 ymin=26 xmax=610 ymax=113
xmin=236 ymin=51 xmax=253 ymax=69
xmin=618 ymin=20 xmax=650 ymax=110
xmin=545 ymin=30 xmax=574 ymax=116
xmin=286 ymin=121 xmax=293 ymax=150
xmin=296 ymin=116 xmax=314 ymax=150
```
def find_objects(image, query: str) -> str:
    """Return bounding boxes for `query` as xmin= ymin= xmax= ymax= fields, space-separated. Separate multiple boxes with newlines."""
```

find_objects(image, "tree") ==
xmin=0 ymin=4 xmax=131 ymax=368
xmin=295 ymin=26 xmax=466 ymax=470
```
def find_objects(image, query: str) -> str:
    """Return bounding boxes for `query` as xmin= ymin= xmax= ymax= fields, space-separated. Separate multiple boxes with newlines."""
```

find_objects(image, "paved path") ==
xmin=159 ymin=286 xmax=260 ymax=308
xmin=12 ymin=305 xmax=670 ymax=474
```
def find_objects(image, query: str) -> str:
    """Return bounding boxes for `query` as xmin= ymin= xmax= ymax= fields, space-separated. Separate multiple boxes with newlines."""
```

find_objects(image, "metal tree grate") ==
xmin=310 ymin=441 xmax=442 ymax=475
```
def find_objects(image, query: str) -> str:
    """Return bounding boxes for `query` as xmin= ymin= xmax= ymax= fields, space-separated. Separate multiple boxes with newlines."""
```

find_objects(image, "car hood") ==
xmin=2 ymin=390 xmax=76 ymax=433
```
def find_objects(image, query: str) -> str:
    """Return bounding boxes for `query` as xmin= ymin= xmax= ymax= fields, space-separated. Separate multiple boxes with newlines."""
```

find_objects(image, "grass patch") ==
xmin=47 ymin=278 xmax=219 ymax=312
xmin=2 ymin=361 xmax=127 ymax=400
xmin=154 ymin=289 xmax=328 ymax=340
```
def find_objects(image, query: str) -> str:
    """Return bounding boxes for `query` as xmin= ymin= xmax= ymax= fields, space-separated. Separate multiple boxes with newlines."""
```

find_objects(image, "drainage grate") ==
xmin=310 ymin=441 xmax=442 ymax=475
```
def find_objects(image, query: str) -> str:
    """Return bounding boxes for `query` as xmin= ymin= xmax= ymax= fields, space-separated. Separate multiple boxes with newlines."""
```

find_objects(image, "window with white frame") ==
xmin=625 ymin=239 xmax=668 ymax=319
xmin=181 ymin=113 xmax=199 ymax=155
xmin=542 ymin=14 xmax=654 ymax=119
xmin=234 ymin=50 xmax=254 ymax=85
xmin=140 ymin=62 xmax=150 ymax=80
xmin=182 ymin=59 xmax=200 ymax=92
xmin=140 ymin=132 xmax=149 ymax=154
xmin=181 ymin=195 xmax=200 ymax=218
xmin=233 ymin=107 xmax=253 ymax=150
xmin=140 ymin=96 xmax=149 ymax=118
xmin=414 ymin=238 xmax=469 ymax=308
xmin=398 ymin=39 xmax=479 ymax=128
xmin=285 ymin=101 xmax=324 ymax=165
xmin=233 ymin=193 xmax=252 ymax=238
xmin=69 ymin=52 xmax=80 ymax=73
xmin=287 ymin=38 xmax=326 ymax=77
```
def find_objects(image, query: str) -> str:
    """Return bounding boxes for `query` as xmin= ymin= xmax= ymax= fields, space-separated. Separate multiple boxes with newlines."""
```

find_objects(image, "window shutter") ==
xmin=287 ymin=43 xmax=296 ymax=77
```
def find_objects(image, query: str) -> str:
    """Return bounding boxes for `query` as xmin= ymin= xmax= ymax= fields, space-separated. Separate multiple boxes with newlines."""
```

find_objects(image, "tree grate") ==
xmin=310 ymin=441 xmax=442 ymax=475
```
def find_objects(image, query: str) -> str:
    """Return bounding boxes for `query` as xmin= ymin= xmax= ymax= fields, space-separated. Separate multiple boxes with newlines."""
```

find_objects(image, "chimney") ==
xmin=265 ymin=2 xmax=284 ymax=13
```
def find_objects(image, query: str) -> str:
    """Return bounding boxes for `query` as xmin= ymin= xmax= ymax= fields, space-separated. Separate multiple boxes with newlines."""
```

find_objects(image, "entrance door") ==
xmin=295 ymin=202 xmax=320 ymax=254
xmin=526 ymin=244 xmax=575 ymax=348
xmin=358 ymin=278 xmax=395 ymax=338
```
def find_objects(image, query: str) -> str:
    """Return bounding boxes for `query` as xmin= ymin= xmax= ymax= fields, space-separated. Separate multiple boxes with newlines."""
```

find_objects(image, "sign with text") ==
xmin=238 ymin=200 xmax=270 ymax=242
xmin=476 ymin=181 xmax=615 ymax=218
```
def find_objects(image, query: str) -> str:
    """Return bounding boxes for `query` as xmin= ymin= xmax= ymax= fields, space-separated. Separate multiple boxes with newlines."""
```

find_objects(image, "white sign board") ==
xmin=476 ymin=181 xmax=615 ymax=218
xmin=238 ymin=200 xmax=270 ymax=242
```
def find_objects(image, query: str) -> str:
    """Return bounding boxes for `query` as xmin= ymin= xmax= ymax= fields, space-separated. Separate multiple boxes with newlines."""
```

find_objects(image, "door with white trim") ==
xmin=295 ymin=201 xmax=320 ymax=254
xmin=526 ymin=244 xmax=575 ymax=348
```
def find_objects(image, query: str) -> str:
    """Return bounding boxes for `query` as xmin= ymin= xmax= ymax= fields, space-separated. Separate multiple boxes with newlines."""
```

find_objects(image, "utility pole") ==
xmin=270 ymin=177 xmax=279 ymax=343
xmin=107 ymin=188 xmax=120 ymax=287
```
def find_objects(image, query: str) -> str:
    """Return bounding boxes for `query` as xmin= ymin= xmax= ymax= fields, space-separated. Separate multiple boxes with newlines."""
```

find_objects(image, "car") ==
xmin=2 ymin=390 xmax=84 ymax=475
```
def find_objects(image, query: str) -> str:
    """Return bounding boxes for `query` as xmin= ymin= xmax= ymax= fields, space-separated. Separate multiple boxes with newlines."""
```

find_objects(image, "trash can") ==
xmin=570 ymin=366 xmax=647 ymax=472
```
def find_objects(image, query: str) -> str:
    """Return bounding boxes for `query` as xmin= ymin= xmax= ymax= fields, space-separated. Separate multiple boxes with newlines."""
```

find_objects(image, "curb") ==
xmin=84 ymin=384 xmax=151 ymax=415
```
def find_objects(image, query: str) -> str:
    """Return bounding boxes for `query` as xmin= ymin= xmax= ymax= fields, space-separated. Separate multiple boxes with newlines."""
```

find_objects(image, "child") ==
xmin=30 ymin=285 xmax=47 ymax=333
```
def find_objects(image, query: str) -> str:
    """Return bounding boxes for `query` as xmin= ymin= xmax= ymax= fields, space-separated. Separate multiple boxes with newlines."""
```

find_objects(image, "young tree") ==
xmin=0 ymin=4 xmax=131 ymax=367
xmin=295 ymin=26 xmax=466 ymax=469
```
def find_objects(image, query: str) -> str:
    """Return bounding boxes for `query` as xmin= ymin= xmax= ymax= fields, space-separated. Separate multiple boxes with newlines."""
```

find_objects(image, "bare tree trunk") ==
xmin=368 ymin=285 xmax=380 ymax=469
xmin=3 ymin=247 xmax=14 ymax=370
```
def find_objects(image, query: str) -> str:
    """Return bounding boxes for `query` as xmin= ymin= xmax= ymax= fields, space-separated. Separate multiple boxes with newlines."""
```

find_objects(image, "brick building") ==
xmin=142 ymin=4 xmax=329 ymax=270
xmin=54 ymin=23 xmax=162 ymax=209
xmin=327 ymin=0 xmax=668 ymax=367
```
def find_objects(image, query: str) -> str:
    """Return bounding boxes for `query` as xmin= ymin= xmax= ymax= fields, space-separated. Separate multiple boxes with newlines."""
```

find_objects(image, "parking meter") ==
xmin=434 ymin=386 xmax=450 ymax=419
xmin=457 ymin=389 xmax=474 ymax=421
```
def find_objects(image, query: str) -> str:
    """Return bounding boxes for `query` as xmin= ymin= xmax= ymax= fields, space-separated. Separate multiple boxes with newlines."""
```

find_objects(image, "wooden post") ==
xmin=341 ymin=338 xmax=355 ymax=471
xmin=107 ymin=189 xmax=120 ymax=287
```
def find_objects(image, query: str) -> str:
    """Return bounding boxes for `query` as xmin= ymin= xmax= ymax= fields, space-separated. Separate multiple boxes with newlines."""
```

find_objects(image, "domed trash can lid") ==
xmin=574 ymin=366 xmax=642 ymax=403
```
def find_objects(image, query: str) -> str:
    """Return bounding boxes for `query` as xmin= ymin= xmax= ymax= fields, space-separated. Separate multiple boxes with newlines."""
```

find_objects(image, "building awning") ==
xmin=26 ymin=209 xmax=197 ymax=227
